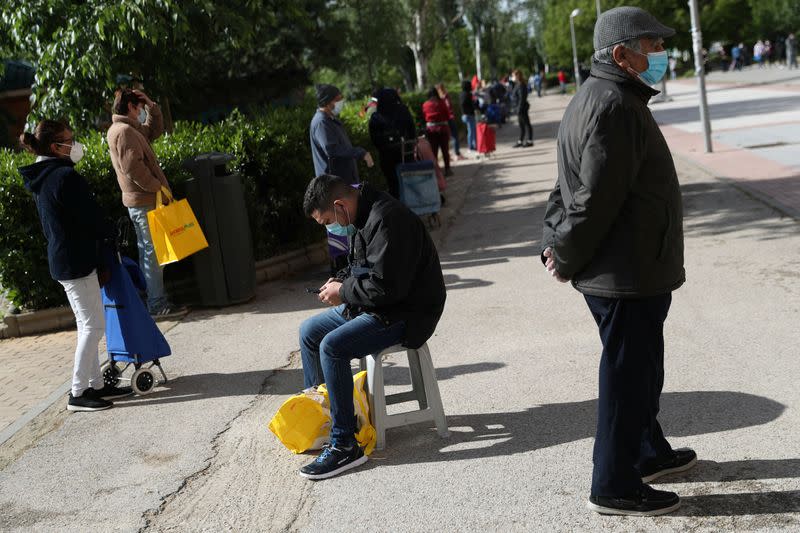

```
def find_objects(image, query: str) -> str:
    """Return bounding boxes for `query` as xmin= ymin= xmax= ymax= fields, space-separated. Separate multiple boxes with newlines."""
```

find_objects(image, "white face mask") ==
xmin=138 ymin=107 xmax=147 ymax=123
xmin=67 ymin=142 xmax=84 ymax=163
xmin=332 ymin=100 xmax=345 ymax=116
xmin=56 ymin=141 xmax=84 ymax=163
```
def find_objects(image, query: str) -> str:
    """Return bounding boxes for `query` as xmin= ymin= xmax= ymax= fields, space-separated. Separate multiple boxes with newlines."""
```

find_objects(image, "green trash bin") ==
xmin=183 ymin=152 xmax=255 ymax=306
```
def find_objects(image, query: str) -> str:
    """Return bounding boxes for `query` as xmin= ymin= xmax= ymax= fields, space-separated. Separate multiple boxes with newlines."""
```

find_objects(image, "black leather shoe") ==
xmin=588 ymin=485 xmax=680 ymax=516
xmin=641 ymin=448 xmax=697 ymax=483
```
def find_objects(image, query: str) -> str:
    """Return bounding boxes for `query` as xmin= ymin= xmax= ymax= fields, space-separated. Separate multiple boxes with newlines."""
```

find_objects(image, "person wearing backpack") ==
xmin=368 ymin=88 xmax=416 ymax=198
xmin=19 ymin=120 xmax=134 ymax=412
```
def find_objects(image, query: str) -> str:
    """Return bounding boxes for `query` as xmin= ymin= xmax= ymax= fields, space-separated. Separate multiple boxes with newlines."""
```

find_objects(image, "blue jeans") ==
xmin=299 ymin=305 xmax=406 ymax=447
xmin=461 ymin=114 xmax=476 ymax=151
xmin=447 ymin=118 xmax=460 ymax=156
xmin=128 ymin=206 xmax=168 ymax=313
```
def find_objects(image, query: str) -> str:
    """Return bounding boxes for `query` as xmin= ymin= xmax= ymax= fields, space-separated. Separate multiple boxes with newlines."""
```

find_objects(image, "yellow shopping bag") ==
xmin=268 ymin=370 xmax=377 ymax=455
xmin=147 ymin=187 xmax=208 ymax=265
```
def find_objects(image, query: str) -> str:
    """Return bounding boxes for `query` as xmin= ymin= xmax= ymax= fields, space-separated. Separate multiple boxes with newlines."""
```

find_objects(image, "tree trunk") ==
xmin=408 ymin=11 xmax=428 ymax=90
xmin=411 ymin=44 xmax=428 ymax=90
xmin=162 ymin=96 xmax=174 ymax=134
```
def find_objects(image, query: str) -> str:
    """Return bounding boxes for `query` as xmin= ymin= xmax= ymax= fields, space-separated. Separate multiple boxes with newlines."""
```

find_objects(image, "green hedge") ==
xmin=0 ymin=101 xmax=386 ymax=311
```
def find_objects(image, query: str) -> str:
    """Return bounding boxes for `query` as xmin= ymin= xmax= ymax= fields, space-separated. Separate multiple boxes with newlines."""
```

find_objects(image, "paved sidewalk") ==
xmin=1 ymin=92 xmax=799 ymax=531
xmin=0 ymin=320 xmax=182 ymax=438
xmin=704 ymin=64 xmax=800 ymax=87
xmin=655 ymin=79 xmax=800 ymax=218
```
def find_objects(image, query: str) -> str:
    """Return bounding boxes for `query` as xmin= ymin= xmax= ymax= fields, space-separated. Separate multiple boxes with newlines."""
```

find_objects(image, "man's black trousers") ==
xmin=584 ymin=293 xmax=675 ymax=497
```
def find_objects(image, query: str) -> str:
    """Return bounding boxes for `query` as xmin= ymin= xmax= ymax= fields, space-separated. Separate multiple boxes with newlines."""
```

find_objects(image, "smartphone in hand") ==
xmin=306 ymin=288 xmax=321 ymax=294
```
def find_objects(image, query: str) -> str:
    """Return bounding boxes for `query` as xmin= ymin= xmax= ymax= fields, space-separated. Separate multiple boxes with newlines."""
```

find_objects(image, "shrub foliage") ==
xmin=0 ymin=101 xmax=387 ymax=310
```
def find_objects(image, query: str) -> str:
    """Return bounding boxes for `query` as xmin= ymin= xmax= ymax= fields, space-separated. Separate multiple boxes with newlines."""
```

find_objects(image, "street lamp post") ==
xmin=596 ymin=0 xmax=601 ymax=18
xmin=570 ymin=8 xmax=582 ymax=89
xmin=688 ymin=0 xmax=713 ymax=152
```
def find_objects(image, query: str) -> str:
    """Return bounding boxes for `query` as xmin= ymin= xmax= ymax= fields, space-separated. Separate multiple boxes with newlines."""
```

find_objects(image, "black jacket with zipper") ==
xmin=541 ymin=62 xmax=685 ymax=298
xmin=19 ymin=158 xmax=112 ymax=281
xmin=339 ymin=184 xmax=446 ymax=348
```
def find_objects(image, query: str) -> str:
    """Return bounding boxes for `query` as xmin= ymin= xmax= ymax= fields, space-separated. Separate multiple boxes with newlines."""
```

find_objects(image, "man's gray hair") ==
xmin=593 ymin=38 xmax=642 ymax=64
xmin=593 ymin=36 xmax=665 ymax=64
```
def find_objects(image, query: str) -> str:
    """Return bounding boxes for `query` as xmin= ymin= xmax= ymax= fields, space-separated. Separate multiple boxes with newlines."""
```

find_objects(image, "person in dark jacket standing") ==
xmin=436 ymin=83 xmax=462 ymax=161
xmin=459 ymin=80 xmax=477 ymax=152
xmin=541 ymin=7 xmax=695 ymax=517
xmin=297 ymin=174 xmax=446 ymax=479
xmin=511 ymin=69 xmax=533 ymax=148
xmin=368 ymin=88 xmax=416 ymax=198
xmin=19 ymin=120 xmax=133 ymax=412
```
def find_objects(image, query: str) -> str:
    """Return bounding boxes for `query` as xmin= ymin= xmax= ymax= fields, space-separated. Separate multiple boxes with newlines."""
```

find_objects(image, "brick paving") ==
xmin=657 ymin=79 xmax=800 ymax=219
xmin=0 ymin=321 xmax=180 ymax=434
xmin=0 ymin=331 xmax=77 ymax=432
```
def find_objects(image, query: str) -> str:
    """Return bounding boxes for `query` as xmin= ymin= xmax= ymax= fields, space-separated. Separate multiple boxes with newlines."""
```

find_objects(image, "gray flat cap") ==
xmin=593 ymin=6 xmax=675 ymax=51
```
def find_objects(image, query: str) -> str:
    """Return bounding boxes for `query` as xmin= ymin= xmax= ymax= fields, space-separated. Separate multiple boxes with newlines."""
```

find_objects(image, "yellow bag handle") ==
xmin=155 ymin=186 xmax=174 ymax=208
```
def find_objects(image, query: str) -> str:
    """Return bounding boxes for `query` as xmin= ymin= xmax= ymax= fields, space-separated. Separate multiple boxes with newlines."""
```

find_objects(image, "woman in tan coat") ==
xmin=107 ymin=88 xmax=177 ymax=316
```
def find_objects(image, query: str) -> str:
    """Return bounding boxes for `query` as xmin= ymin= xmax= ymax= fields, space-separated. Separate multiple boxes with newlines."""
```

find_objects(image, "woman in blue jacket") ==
xmin=19 ymin=120 xmax=133 ymax=412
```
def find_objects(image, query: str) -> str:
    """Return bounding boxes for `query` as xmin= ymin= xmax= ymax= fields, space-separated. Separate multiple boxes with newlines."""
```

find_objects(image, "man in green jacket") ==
xmin=541 ymin=6 xmax=695 ymax=517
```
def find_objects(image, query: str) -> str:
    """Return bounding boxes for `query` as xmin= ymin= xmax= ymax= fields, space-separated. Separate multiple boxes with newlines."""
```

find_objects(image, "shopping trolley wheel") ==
xmin=131 ymin=368 xmax=156 ymax=395
xmin=101 ymin=361 xmax=122 ymax=387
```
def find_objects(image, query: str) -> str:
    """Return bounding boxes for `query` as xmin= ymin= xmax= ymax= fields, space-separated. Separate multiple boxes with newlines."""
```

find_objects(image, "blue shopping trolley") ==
xmin=100 ymin=253 xmax=171 ymax=394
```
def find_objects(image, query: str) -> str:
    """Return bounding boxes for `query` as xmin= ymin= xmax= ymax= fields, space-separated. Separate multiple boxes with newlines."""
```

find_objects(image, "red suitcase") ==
xmin=477 ymin=122 xmax=496 ymax=154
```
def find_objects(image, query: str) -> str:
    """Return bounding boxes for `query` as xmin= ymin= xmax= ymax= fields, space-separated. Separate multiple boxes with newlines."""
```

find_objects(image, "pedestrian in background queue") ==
xmin=558 ymin=69 xmax=567 ymax=94
xmin=107 ymin=88 xmax=183 ymax=318
xmin=422 ymin=87 xmax=452 ymax=177
xmin=368 ymin=88 xmax=416 ymax=199
xmin=511 ymin=69 xmax=533 ymax=148
xmin=787 ymin=34 xmax=798 ymax=69
xmin=436 ymin=83 xmax=463 ymax=162
xmin=459 ymin=80 xmax=477 ymax=152
xmin=19 ymin=120 xmax=134 ymax=412
xmin=533 ymin=71 xmax=543 ymax=97
xmin=309 ymin=84 xmax=375 ymax=272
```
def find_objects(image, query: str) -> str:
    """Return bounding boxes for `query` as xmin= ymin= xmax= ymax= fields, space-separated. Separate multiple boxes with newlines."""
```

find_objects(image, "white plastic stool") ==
xmin=361 ymin=343 xmax=449 ymax=451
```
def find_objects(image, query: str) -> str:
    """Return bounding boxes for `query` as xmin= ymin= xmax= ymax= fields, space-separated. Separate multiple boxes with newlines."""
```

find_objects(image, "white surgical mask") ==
xmin=65 ymin=142 xmax=85 ymax=163
xmin=138 ymin=107 xmax=147 ymax=123
xmin=332 ymin=100 xmax=345 ymax=116
xmin=56 ymin=141 xmax=84 ymax=163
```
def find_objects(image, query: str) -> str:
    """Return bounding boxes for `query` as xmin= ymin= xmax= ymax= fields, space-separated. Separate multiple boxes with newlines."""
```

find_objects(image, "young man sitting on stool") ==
xmin=299 ymin=174 xmax=447 ymax=479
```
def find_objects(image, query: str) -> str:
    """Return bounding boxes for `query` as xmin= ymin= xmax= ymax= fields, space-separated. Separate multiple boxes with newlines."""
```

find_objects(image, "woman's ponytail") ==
xmin=19 ymin=131 xmax=39 ymax=153
xmin=18 ymin=120 xmax=71 ymax=156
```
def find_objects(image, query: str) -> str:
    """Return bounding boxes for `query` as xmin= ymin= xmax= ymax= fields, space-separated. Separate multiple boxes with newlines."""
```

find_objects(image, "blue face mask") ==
xmin=326 ymin=204 xmax=356 ymax=237
xmin=637 ymin=50 xmax=669 ymax=85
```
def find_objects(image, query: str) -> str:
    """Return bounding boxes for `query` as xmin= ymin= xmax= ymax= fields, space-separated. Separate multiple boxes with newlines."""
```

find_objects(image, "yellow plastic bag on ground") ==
xmin=147 ymin=187 xmax=209 ymax=265
xmin=269 ymin=370 xmax=376 ymax=455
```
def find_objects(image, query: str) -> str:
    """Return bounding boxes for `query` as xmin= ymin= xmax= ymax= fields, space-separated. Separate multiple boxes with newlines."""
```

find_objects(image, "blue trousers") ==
xmin=128 ymin=206 xmax=167 ymax=313
xmin=299 ymin=305 xmax=406 ymax=447
xmin=584 ymin=293 xmax=674 ymax=497
xmin=461 ymin=114 xmax=477 ymax=151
